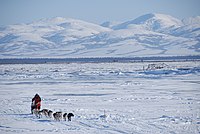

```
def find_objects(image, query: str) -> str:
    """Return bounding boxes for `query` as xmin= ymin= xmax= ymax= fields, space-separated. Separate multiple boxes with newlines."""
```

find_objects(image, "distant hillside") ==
xmin=0 ymin=13 xmax=200 ymax=58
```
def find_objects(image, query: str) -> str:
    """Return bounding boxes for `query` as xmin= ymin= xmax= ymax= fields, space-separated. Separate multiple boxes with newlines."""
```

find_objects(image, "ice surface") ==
xmin=0 ymin=61 xmax=200 ymax=134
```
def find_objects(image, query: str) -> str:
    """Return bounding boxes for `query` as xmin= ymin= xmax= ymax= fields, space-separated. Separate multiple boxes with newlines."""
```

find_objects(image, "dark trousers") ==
xmin=31 ymin=105 xmax=40 ymax=114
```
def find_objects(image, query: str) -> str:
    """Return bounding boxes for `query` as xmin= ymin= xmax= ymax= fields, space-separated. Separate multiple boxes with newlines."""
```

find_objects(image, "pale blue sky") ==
xmin=0 ymin=0 xmax=200 ymax=26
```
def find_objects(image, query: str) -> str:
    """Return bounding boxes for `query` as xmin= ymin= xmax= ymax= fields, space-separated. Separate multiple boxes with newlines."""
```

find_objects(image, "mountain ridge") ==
xmin=0 ymin=13 xmax=200 ymax=58
xmin=112 ymin=13 xmax=183 ymax=31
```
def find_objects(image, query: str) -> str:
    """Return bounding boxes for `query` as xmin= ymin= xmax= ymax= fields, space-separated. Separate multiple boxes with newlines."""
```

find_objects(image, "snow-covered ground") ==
xmin=0 ymin=61 xmax=200 ymax=134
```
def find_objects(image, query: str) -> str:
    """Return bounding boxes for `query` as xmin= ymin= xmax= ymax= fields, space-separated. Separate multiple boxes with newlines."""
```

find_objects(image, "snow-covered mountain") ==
xmin=0 ymin=13 xmax=200 ymax=58
xmin=112 ymin=13 xmax=183 ymax=31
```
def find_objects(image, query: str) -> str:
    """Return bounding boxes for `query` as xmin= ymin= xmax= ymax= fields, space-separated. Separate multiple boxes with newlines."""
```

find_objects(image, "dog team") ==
xmin=31 ymin=94 xmax=74 ymax=121
xmin=32 ymin=108 xmax=74 ymax=121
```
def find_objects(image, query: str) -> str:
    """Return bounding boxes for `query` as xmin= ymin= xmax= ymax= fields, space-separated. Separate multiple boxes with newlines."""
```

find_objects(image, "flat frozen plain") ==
xmin=0 ymin=61 xmax=200 ymax=134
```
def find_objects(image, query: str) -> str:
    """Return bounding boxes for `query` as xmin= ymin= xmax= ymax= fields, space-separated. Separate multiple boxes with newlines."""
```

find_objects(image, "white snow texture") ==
xmin=0 ymin=62 xmax=200 ymax=134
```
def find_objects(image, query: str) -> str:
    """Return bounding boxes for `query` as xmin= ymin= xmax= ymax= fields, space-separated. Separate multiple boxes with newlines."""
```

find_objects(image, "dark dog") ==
xmin=67 ymin=113 xmax=74 ymax=121
xmin=63 ymin=113 xmax=67 ymax=121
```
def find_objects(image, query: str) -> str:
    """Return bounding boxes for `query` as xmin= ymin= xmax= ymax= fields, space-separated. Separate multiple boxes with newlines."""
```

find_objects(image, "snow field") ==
xmin=0 ymin=62 xmax=200 ymax=134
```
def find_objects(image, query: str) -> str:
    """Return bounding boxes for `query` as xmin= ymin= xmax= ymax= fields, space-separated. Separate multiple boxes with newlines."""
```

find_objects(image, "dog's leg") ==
xmin=63 ymin=113 xmax=67 ymax=121
xmin=48 ymin=110 xmax=53 ymax=118
xmin=68 ymin=116 xmax=71 ymax=121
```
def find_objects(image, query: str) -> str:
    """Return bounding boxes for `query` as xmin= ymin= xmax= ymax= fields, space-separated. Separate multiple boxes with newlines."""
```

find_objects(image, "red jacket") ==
xmin=32 ymin=94 xmax=41 ymax=108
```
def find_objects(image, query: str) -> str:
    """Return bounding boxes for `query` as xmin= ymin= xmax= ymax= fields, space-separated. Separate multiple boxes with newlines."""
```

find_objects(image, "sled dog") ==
xmin=63 ymin=113 xmax=67 ymax=121
xmin=48 ymin=110 xmax=53 ymax=118
xmin=40 ymin=109 xmax=49 ymax=117
xmin=53 ymin=112 xmax=62 ymax=121
xmin=67 ymin=113 xmax=74 ymax=121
